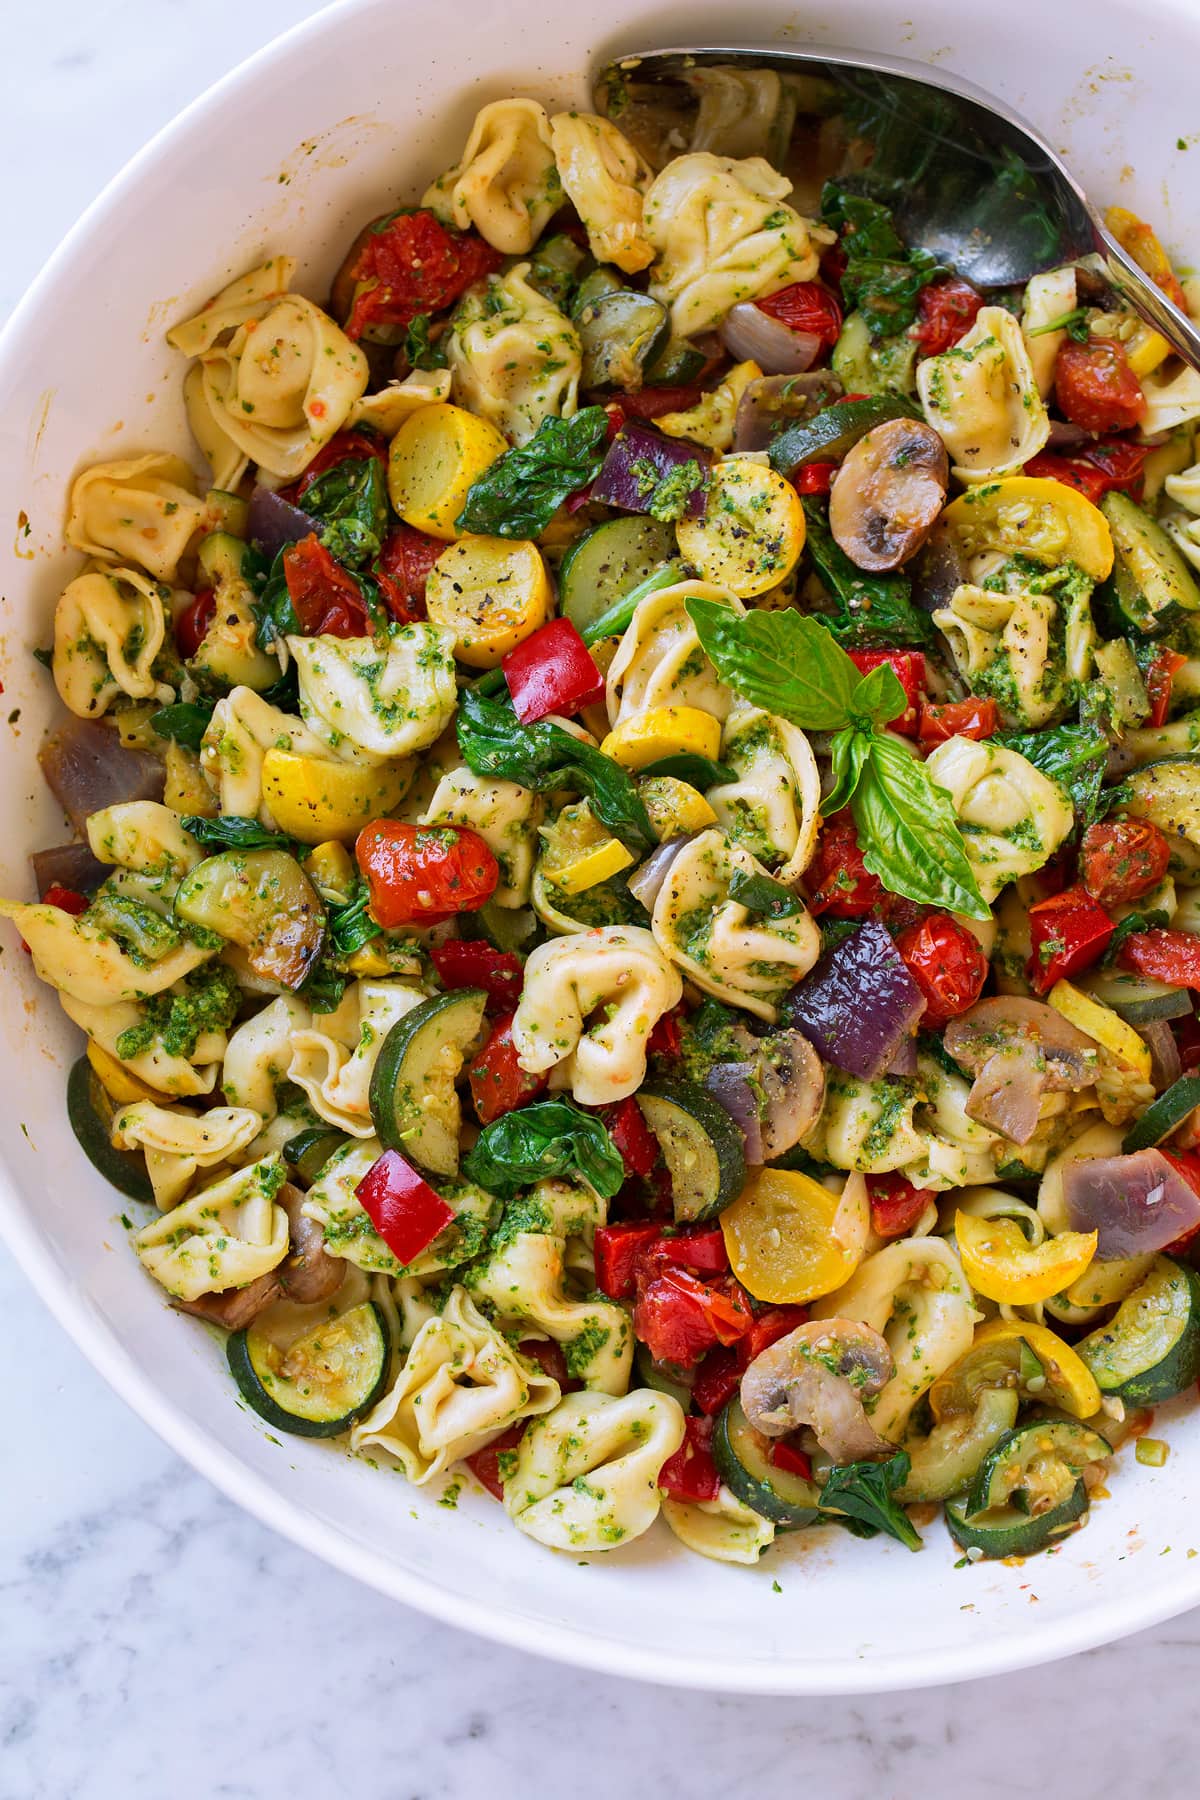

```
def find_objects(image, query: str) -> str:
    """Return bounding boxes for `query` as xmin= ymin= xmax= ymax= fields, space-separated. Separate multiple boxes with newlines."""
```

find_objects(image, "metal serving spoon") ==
xmin=592 ymin=43 xmax=1200 ymax=368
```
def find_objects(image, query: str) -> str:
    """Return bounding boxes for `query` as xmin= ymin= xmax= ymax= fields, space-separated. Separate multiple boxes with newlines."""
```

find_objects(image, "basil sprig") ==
xmin=686 ymin=599 xmax=989 ymax=919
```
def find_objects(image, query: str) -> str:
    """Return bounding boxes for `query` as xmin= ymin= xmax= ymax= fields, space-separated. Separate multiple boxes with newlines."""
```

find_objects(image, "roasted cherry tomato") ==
xmin=295 ymin=429 xmax=388 ymax=496
xmin=428 ymin=939 xmax=523 ymax=1012
xmin=895 ymin=913 xmax=989 ymax=1025
xmin=600 ymin=1097 xmax=661 ymax=1180
xmin=1024 ymin=439 xmax=1149 ymax=507
xmin=175 ymin=587 xmax=216 ymax=660
xmin=344 ymin=209 xmax=502 ymax=340
xmin=910 ymin=277 xmax=984 ymax=356
xmin=806 ymin=814 xmax=883 ymax=918
xmin=866 ymin=1172 xmax=936 ymax=1239
xmin=467 ymin=1011 xmax=548 ymax=1124
xmin=356 ymin=820 xmax=498 ymax=928
xmin=793 ymin=461 xmax=837 ymax=495
xmin=658 ymin=1416 xmax=722 ymax=1503
xmin=1146 ymin=647 xmax=1187 ymax=728
xmin=1080 ymin=819 xmax=1171 ymax=907
xmin=41 ymin=884 xmax=89 ymax=916
xmin=848 ymin=649 xmax=925 ymax=737
xmin=1054 ymin=338 xmax=1146 ymax=434
xmin=917 ymin=696 xmax=999 ymax=744
xmin=1027 ymin=885 xmax=1114 ymax=993
xmin=372 ymin=522 xmax=443 ymax=625
xmin=283 ymin=535 xmax=373 ymax=637
xmin=1119 ymin=929 xmax=1200 ymax=991
xmin=756 ymin=280 xmax=843 ymax=349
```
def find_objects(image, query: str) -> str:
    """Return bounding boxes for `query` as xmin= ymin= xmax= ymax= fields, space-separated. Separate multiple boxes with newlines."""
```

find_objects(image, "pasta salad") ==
xmin=18 ymin=73 xmax=1200 ymax=1567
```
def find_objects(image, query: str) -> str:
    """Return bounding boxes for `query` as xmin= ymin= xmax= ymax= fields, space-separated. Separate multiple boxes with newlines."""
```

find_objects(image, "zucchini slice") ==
xmin=1121 ymin=759 xmax=1200 ymax=873
xmin=643 ymin=337 xmax=707 ymax=386
xmin=67 ymin=1056 xmax=154 ymax=1203
xmin=635 ymin=1341 xmax=694 ymax=1410
xmin=558 ymin=516 xmax=677 ymax=636
xmin=228 ymin=1300 xmax=389 ymax=1437
xmin=577 ymin=287 xmax=671 ymax=391
xmin=1076 ymin=966 xmax=1192 ymax=1024
xmin=966 ymin=1418 xmax=1110 ymax=1517
xmin=635 ymin=1080 xmax=747 ymax=1223
xmin=1122 ymin=1073 xmax=1200 ymax=1151
xmin=283 ymin=1126 xmax=346 ymax=1187
xmin=1076 ymin=1254 xmax=1200 ymax=1403
xmin=174 ymin=848 xmax=325 ymax=990
xmin=368 ymin=989 xmax=487 ymax=1176
xmin=1101 ymin=491 xmax=1200 ymax=635
xmin=945 ymin=1481 xmax=1089 ymax=1560
xmin=898 ymin=1389 xmax=1019 ymax=1504
xmin=712 ymin=1397 xmax=820 ymax=1526
xmin=767 ymin=394 xmax=921 ymax=477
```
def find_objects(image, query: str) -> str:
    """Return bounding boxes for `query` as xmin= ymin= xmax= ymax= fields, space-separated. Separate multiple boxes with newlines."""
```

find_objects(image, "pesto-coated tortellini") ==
xmin=812 ymin=1237 xmax=975 ymax=1441
xmin=0 ymin=897 xmax=214 ymax=1008
xmin=422 ymin=99 xmax=562 ymax=255
xmin=86 ymin=801 xmax=203 ymax=877
xmin=917 ymin=306 xmax=1050 ymax=481
xmin=65 ymin=454 xmax=206 ymax=585
xmin=549 ymin=110 xmax=653 ymax=274
xmin=923 ymin=736 xmax=1074 ymax=902
xmin=199 ymin=685 xmax=328 ymax=823
xmin=288 ymin=625 xmax=458 ymax=760
xmin=420 ymin=765 xmax=542 ymax=908
xmin=350 ymin=1285 xmax=560 ymax=1483
xmin=605 ymin=581 xmax=740 ymax=729
xmin=811 ymin=1073 xmax=930 ymax=1177
xmin=503 ymin=1388 xmax=686 ymax=1552
xmin=133 ymin=1155 xmax=290 ymax=1301
xmin=302 ymin=1140 xmax=495 ymax=1276
xmin=60 ymin=993 xmax=226 ymax=1098
xmin=53 ymin=566 xmax=175 ymax=719
xmin=1021 ymin=265 xmax=1078 ymax=398
xmin=221 ymin=995 xmax=312 ymax=1116
xmin=469 ymin=1230 xmax=632 ymax=1395
xmin=655 ymin=361 xmax=763 ymax=452
xmin=934 ymin=583 xmax=1072 ymax=729
xmin=650 ymin=829 xmax=820 ymax=1021
xmin=288 ymin=979 xmax=428 ymax=1137
xmin=661 ymin=1485 xmax=776 ymax=1565
xmin=166 ymin=256 xmax=296 ymax=358
xmin=512 ymin=924 xmax=683 ymax=1106
xmin=1139 ymin=361 xmax=1200 ymax=436
xmin=643 ymin=152 xmax=827 ymax=337
xmin=707 ymin=700 xmax=821 ymax=879
xmin=445 ymin=263 xmax=581 ymax=445
xmin=348 ymin=367 xmax=452 ymax=437
xmin=111 ymin=1100 xmax=264 ymax=1210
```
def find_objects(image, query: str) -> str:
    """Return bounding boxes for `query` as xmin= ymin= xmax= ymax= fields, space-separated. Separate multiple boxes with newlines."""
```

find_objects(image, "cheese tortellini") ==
xmin=469 ymin=1230 xmax=632 ymax=1394
xmin=605 ymin=582 xmax=740 ymax=729
xmin=651 ymin=829 xmax=820 ymax=1021
xmin=644 ymin=152 xmax=827 ymax=337
xmin=549 ymin=110 xmax=653 ymax=273
xmin=934 ymin=583 xmax=1071 ymax=729
xmin=917 ymin=305 xmax=1050 ymax=481
xmin=53 ymin=566 xmax=175 ymax=719
xmin=200 ymin=686 xmax=330 ymax=823
xmin=65 ymin=454 xmax=205 ymax=585
xmin=111 ymin=1100 xmax=264 ymax=1210
xmin=503 ymin=1388 xmax=686 ymax=1552
xmin=512 ymin=925 xmax=683 ymax=1106
xmin=423 ymin=99 xmax=562 ymax=255
xmin=287 ymin=979 xmax=428 ymax=1137
xmin=302 ymin=1140 xmax=495 ymax=1277
xmin=1021 ymin=265 xmax=1078 ymax=397
xmin=289 ymin=626 xmax=458 ymax=760
xmin=420 ymin=765 xmax=542 ymax=908
xmin=661 ymin=1485 xmax=777 ymax=1565
xmin=707 ymin=700 xmax=821 ymax=879
xmin=133 ymin=1155 xmax=290 ymax=1301
xmin=446 ymin=263 xmax=581 ymax=445
xmin=61 ymin=993 xmax=226 ymax=1098
xmin=923 ymin=736 xmax=1074 ymax=902
xmin=221 ymin=995 xmax=312 ymax=1116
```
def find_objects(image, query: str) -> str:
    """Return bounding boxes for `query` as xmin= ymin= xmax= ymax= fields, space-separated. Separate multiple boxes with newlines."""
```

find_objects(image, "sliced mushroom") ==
xmin=703 ymin=1026 xmax=825 ymax=1163
xmin=740 ymin=1318 xmax=895 ymax=1463
xmin=945 ymin=996 xmax=1098 ymax=1145
xmin=174 ymin=1269 xmax=282 ymax=1329
xmin=829 ymin=416 xmax=949 ymax=571
xmin=279 ymin=1181 xmax=345 ymax=1303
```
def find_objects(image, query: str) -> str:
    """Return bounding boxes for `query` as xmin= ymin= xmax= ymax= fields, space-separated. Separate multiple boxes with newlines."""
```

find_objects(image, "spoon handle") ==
xmin=1085 ymin=227 xmax=1200 ymax=371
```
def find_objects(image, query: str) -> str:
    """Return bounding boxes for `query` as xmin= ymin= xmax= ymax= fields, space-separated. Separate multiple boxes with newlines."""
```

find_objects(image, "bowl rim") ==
xmin=4 ymin=0 xmax=1200 ymax=1694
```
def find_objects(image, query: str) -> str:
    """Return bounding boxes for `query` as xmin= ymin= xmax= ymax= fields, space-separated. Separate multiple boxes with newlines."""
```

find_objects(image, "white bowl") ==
xmin=3 ymin=0 xmax=1199 ymax=1695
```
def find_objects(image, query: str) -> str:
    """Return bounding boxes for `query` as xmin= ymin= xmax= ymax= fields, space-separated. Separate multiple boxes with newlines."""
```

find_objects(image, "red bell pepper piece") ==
xmin=175 ymin=587 xmax=217 ymax=659
xmin=518 ymin=1337 xmax=582 ymax=1391
xmin=741 ymin=1305 xmax=809 ymax=1362
xmin=794 ymin=462 xmax=837 ymax=495
xmin=646 ymin=1005 xmax=684 ymax=1059
xmin=354 ymin=1149 xmax=454 ymax=1264
xmin=1119 ymin=929 xmax=1200 ymax=991
xmin=917 ymin=696 xmax=999 ymax=745
xmin=633 ymin=1265 xmax=752 ymax=1368
xmin=464 ymin=1421 xmax=527 ymax=1500
xmin=769 ymin=1439 xmax=814 ymax=1481
xmin=601 ymin=1096 xmax=660 ymax=1179
xmin=594 ymin=1222 xmax=663 ymax=1299
xmin=428 ymin=939 xmax=523 ymax=1012
xmin=692 ymin=1348 xmax=743 ymax=1416
xmin=467 ymin=1012 xmax=548 ymax=1124
xmin=502 ymin=618 xmax=605 ymax=724
xmin=1146 ymin=647 xmax=1187 ymax=729
xmin=866 ymin=1172 xmax=936 ymax=1239
xmin=806 ymin=813 xmax=884 ymax=918
xmin=1027 ymin=885 xmax=1114 ymax=994
xmin=41 ymin=884 xmax=89 ymax=916
xmin=658 ymin=1415 xmax=722 ymax=1503
xmin=652 ymin=1227 xmax=729 ymax=1277
xmin=847 ymin=650 xmax=924 ymax=737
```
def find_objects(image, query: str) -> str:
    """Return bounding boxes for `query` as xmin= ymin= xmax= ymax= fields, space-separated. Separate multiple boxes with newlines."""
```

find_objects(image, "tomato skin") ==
xmin=503 ymin=618 xmax=604 ymax=724
xmin=464 ymin=1421 xmax=527 ymax=1499
xmin=374 ymin=523 xmax=443 ymax=625
xmin=356 ymin=820 xmax=499 ymax=927
xmin=847 ymin=650 xmax=924 ymax=737
xmin=428 ymin=939 xmax=523 ymax=1012
xmin=794 ymin=462 xmax=837 ymax=495
xmin=806 ymin=815 xmax=883 ymax=918
xmin=658 ymin=1416 xmax=722 ymax=1503
xmin=176 ymin=588 xmax=216 ymax=659
xmin=895 ymin=913 xmax=988 ymax=1026
xmin=910 ymin=277 xmax=984 ymax=356
xmin=600 ymin=1097 xmax=661 ymax=1180
xmin=1027 ymin=885 xmax=1115 ymax=993
xmin=1080 ymin=820 xmax=1171 ymax=907
xmin=756 ymin=280 xmax=843 ymax=348
xmin=467 ymin=1011 xmax=548 ymax=1124
xmin=1119 ymin=928 xmax=1200 ymax=991
xmin=1147 ymin=647 xmax=1187 ymax=728
xmin=866 ymin=1172 xmax=936 ymax=1238
xmin=917 ymin=696 xmax=998 ymax=745
xmin=295 ymin=429 xmax=387 ymax=496
xmin=1054 ymin=339 xmax=1146 ymax=434
xmin=284 ymin=535 xmax=372 ymax=637
xmin=690 ymin=1303 xmax=809 ymax=1414
xmin=345 ymin=209 xmax=502 ymax=340
xmin=42 ymin=884 xmax=89 ymax=916
xmin=617 ymin=384 xmax=705 ymax=419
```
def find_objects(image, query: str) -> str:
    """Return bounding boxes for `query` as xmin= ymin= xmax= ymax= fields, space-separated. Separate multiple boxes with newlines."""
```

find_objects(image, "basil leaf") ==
xmin=300 ymin=953 xmax=350 ymax=1014
xmin=327 ymin=884 xmax=382 ymax=956
xmin=456 ymin=408 xmax=610 ymax=538
xmin=818 ymin=1451 xmax=922 ymax=1551
xmin=801 ymin=501 xmax=934 ymax=648
xmin=997 ymin=723 xmax=1108 ymax=826
xmin=851 ymin=662 xmax=907 ymax=728
xmin=302 ymin=456 xmax=389 ymax=570
xmin=456 ymin=690 xmax=655 ymax=852
xmin=727 ymin=867 xmax=805 ymax=918
xmin=403 ymin=312 xmax=448 ymax=371
xmin=639 ymin=751 xmax=736 ymax=787
xmin=151 ymin=701 xmax=215 ymax=751
xmin=852 ymin=735 xmax=989 ymax=918
xmin=685 ymin=597 xmax=861 ymax=731
xmin=181 ymin=815 xmax=296 ymax=852
xmin=821 ymin=185 xmax=943 ymax=338
xmin=250 ymin=546 xmax=301 ymax=648
xmin=1104 ymin=908 xmax=1170 ymax=965
xmin=462 ymin=1099 xmax=626 ymax=1201
xmin=822 ymin=726 xmax=872 ymax=817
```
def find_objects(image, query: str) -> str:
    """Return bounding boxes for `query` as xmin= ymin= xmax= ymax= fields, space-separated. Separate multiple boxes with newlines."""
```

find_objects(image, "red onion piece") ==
xmin=248 ymin=484 xmax=320 ymax=560
xmin=885 ymin=1034 xmax=919 ymax=1079
xmin=39 ymin=719 xmax=164 ymax=836
xmin=592 ymin=422 xmax=711 ymax=520
xmin=1045 ymin=418 xmax=1091 ymax=451
xmin=733 ymin=371 xmax=844 ymax=453
xmin=720 ymin=302 xmax=820 ymax=375
xmin=784 ymin=920 xmax=926 ymax=1080
xmin=31 ymin=842 xmax=109 ymax=898
xmin=966 ymin=1047 xmax=1047 ymax=1145
xmin=704 ymin=1062 xmax=764 ymax=1163
xmin=1062 ymin=1148 xmax=1200 ymax=1259
xmin=1139 ymin=1018 xmax=1183 ymax=1093
xmin=627 ymin=836 xmax=693 ymax=912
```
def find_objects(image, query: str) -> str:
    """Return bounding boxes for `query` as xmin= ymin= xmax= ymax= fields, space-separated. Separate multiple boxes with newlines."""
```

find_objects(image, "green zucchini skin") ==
xmin=1077 ymin=1255 xmax=1200 ymax=1404
xmin=1101 ymin=491 xmax=1200 ymax=635
xmin=558 ymin=516 xmax=677 ymax=636
xmin=767 ymin=394 xmax=921 ymax=476
xmin=966 ymin=1418 xmax=1111 ymax=1516
xmin=67 ymin=1057 xmax=154 ymax=1203
xmin=369 ymin=989 xmax=487 ymax=1175
xmin=228 ymin=1300 xmax=389 ymax=1438
xmin=1077 ymin=966 xmax=1192 ymax=1024
xmin=635 ymin=1080 xmax=747 ymax=1224
xmin=1123 ymin=1074 xmax=1200 ymax=1152
xmin=635 ymin=1342 xmax=694 ymax=1410
xmin=944 ymin=1482 xmax=1089 ymax=1560
xmin=712 ymin=1398 xmax=819 ymax=1526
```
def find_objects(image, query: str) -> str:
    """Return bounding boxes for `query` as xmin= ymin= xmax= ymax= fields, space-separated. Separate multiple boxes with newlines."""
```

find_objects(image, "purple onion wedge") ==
xmin=592 ymin=422 xmax=711 ymax=521
xmin=784 ymin=919 xmax=926 ymax=1080
xmin=704 ymin=1062 xmax=764 ymax=1164
xmin=247 ymin=483 xmax=320 ymax=560
xmin=39 ymin=719 xmax=164 ymax=836
xmin=30 ymin=842 xmax=109 ymax=899
xmin=1061 ymin=1148 xmax=1200 ymax=1260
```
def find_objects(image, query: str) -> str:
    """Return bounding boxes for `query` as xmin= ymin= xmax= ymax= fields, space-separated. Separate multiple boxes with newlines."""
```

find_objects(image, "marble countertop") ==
xmin=2 ymin=6 xmax=1199 ymax=1794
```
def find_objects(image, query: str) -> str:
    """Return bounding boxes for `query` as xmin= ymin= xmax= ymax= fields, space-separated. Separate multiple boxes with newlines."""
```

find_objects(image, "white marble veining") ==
xmin=3 ymin=5 xmax=1200 ymax=1794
